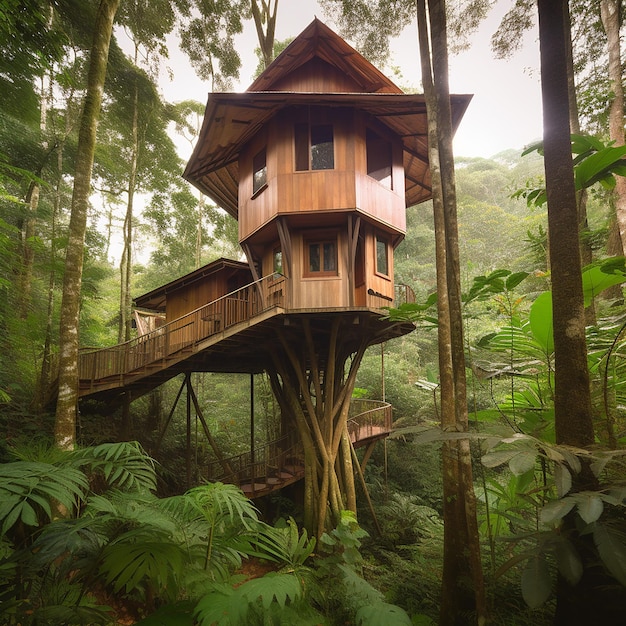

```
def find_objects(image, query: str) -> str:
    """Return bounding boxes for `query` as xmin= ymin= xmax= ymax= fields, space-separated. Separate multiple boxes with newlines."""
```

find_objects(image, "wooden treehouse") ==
xmin=78 ymin=19 xmax=470 ymax=533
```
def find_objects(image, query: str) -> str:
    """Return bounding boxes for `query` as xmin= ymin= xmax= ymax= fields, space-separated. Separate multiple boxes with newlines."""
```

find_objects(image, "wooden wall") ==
xmin=238 ymin=109 xmax=406 ymax=243
xmin=258 ymin=220 xmax=395 ymax=311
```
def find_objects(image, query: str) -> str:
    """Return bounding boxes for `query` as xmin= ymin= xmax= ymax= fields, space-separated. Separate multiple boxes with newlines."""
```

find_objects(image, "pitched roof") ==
xmin=183 ymin=19 xmax=471 ymax=218
xmin=133 ymin=258 xmax=251 ymax=311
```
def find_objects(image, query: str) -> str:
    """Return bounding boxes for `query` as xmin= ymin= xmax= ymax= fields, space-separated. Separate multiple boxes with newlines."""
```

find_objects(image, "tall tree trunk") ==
xmin=54 ymin=0 xmax=120 ymax=449
xmin=418 ymin=1 xmax=486 ymax=623
xmin=536 ymin=2 xmax=619 ymax=623
xmin=538 ymin=0 xmax=594 ymax=451
xmin=250 ymin=0 xmax=278 ymax=69
xmin=119 ymin=82 xmax=138 ymax=344
xmin=601 ymin=0 xmax=626 ymax=257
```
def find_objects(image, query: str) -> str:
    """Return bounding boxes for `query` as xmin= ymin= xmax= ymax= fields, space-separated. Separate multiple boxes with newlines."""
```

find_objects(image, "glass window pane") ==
xmin=323 ymin=242 xmax=337 ymax=272
xmin=295 ymin=123 xmax=309 ymax=171
xmin=253 ymin=148 xmax=267 ymax=193
xmin=309 ymin=243 xmax=320 ymax=272
xmin=376 ymin=237 xmax=388 ymax=275
xmin=367 ymin=129 xmax=392 ymax=188
xmin=311 ymin=124 xmax=334 ymax=170
xmin=274 ymin=249 xmax=282 ymax=274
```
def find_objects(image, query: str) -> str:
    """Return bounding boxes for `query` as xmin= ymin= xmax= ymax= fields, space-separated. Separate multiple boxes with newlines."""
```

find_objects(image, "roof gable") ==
xmin=247 ymin=18 xmax=402 ymax=95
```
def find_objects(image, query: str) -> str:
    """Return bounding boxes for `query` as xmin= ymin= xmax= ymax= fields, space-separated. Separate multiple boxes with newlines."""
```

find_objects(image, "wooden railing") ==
xmin=347 ymin=398 xmax=393 ymax=442
xmin=203 ymin=399 xmax=393 ymax=493
xmin=79 ymin=274 xmax=286 ymax=385
xmin=203 ymin=431 xmax=303 ymax=489
xmin=394 ymin=283 xmax=416 ymax=306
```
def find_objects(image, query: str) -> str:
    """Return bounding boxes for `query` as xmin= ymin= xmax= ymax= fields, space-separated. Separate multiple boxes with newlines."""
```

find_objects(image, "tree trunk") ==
xmin=418 ymin=1 xmax=486 ymax=623
xmin=538 ymin=0 xmax=593 ymax=451
xmin=536 ymin=1 xmax=619 ymax=623
xmin=601 ymin=0 xmax=626 ymax=257
xmin=268 ymin=317 xmax=365 ymax=536
xmin=119 ymin=82 xmax=138 ymax=344
xmin=54 ymin=0 xmax=120 ymax=449
xmin=250 ymin=0 xmax=278 ymax=69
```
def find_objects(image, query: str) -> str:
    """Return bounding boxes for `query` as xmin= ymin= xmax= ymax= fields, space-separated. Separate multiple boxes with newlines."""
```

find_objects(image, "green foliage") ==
xmin=68 ymin=441 xmax=157 ymax=493
xmin=194 ymin=574 xmax=310 ymax=625
xmin=0 ymin=461 xmax=89 ymax=535
xmin=514 ymin=134 xmax=626 ymax=207
xmin=250 ymin=517 xmax=316 ymax=569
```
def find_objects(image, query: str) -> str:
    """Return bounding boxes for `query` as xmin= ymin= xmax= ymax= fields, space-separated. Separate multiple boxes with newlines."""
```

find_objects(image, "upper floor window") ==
xmin=305 ymin=236 xmax=338 ymax=277
xmin=295 ymin=123 xmax=334 ymax=171
xmin=376 ymin=235 xmax=389 ymax=276
xmin=367 ymin=128 xmax=392 ymax=189
xmin=273 ymin=248 xmax=283 ymax=275
xmin=253 ymin=148 xmax=267 ymax=195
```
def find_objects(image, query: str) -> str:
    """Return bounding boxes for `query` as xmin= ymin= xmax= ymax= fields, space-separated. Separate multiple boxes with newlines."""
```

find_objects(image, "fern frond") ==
xmin=68 ymin=441 xmax=157 ymax=493
xmin=0 ymin=461 xmax=89 ymax=534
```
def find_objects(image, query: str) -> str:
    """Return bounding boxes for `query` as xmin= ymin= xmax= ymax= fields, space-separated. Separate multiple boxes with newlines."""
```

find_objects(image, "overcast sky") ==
xmin=158 ymin=1 xmax=543 ymax=160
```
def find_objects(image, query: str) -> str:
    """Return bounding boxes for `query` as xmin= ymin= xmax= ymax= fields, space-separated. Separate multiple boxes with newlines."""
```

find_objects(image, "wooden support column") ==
xmin=185 ymin=373 xmax=192 ymax=489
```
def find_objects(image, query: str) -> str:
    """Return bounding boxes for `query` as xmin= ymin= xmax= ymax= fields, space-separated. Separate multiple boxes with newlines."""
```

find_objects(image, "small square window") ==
xmin=253 ymin=148 xmax=267 ymax=194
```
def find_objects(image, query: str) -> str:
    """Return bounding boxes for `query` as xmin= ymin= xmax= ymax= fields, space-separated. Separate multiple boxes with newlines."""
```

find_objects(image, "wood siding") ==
xmin=269 ymin=57 xmax=365 ymax=93
xmin=238 ymin=109 xmax=406 ymax=243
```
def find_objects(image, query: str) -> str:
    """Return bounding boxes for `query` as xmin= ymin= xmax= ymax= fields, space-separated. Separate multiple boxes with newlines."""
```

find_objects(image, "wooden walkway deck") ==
xmin=204 ymin=399 xmax=394 ymax=498
xmin=79 ymin=275 xmax=287 ymax=401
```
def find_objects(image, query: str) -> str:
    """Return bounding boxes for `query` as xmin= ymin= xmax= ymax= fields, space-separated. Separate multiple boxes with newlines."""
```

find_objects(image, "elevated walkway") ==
xmin=78 ymin=275 xmax=415 ymax=405
xmin=202 ymin=399 xmax=394 ymax=498
xmin=79 ymin=275 xmax=287 ymax=402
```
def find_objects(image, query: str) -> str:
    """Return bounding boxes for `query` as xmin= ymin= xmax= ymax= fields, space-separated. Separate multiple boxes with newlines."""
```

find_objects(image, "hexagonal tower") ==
xmin=181 ymin=19 xmax=470 ymax=534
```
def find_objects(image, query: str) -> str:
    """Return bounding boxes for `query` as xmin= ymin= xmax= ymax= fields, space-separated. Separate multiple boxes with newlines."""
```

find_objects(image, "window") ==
xmin=252 ymin=148 xmax=267 ymax=194
xmin=295 ymin=123 xmax=334 ymax=171
xmin=273 ymin=248 xmax=283 ymax=275
xmin=376 ymin=235 xmax=389 ymax=276
xmin=366 ymin=128 xmax=392 ymax=188
xmin=305 ymin=237 xmax=338 ymax=276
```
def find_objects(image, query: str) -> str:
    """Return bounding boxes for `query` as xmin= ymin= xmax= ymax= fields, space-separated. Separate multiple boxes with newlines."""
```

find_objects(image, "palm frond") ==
xmin=68 ymin=441 xmax=157 ymax=493
xmin=0 ymin=461 xmax=89 ymax=534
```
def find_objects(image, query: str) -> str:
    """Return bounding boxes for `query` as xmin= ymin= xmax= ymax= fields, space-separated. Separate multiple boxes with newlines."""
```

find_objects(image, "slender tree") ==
xmin=600 ymin=0 xmax=626 ymax=256
xmin=417 ymin=1 xmax=486 ymax=623
xmin=250 ymin=0 xmax=279 ymax=70
xmin=54 ymin=0 xmax=120 ymax=449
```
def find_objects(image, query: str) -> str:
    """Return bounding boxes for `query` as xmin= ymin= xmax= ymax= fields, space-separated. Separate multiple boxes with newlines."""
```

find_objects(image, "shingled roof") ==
xmin=183 ymin=18 xmax=471 ymax=218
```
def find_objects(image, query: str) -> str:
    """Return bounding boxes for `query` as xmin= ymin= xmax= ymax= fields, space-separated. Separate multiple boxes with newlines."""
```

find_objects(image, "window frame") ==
xmin=303 ymin=233 xmax=339 ymax=278
xmin=294 ymin=122 xmax=335 ymax=172
xmin=375 ymin=234 xmax=390 ymax=277
xmin=252 ymin=147 xmax=268 ymax=196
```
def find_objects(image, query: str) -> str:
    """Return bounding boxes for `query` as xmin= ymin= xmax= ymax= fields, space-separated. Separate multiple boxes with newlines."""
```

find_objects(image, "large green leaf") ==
xmin=0 ymin=462 xmax=89 ymax=534
xmin=100 ymin=527 xmax=186 ymax=596
xmin=574 ymin=144 xmax=626 ymax=190
xmin=593 ymin=522 xmax=626 ymax=586
xmin=529 ymin=291 xmax=553 ymax=354
xmin=581 ymin=258 xmax=626 ymax=306
xmin=521 ymin=554 xmax=552 ymax=609
xmin=575 ymin=492 xmax=604 ymax=524
xmin=540 ymin=498 xmax=576 ymax=524
xmin=356 ymin=601 xmax=413 ymax=625
xmin=553 ymin=535 xmax=583 ymax=586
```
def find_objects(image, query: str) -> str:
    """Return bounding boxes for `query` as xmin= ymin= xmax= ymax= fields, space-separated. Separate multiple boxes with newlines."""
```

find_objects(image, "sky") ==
xmin=157 ymin=1 xmax=544 ymax=161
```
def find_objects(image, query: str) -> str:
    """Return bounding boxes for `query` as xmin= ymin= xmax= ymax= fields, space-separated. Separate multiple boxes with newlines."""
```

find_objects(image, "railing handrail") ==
xmin=204 ymin=399 xmax=393 ymax=487
xmin=78 ymin=274 xmax=286 ymax=384
xmin=80 ymin=273 xmax=284 ymax=356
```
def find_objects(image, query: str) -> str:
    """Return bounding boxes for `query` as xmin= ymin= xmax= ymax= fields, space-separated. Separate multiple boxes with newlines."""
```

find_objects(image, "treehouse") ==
xmin=78 ymin=19 xmax=470 ymax=532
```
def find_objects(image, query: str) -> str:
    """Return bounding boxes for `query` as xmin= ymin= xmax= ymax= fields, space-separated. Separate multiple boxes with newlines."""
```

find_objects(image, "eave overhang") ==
xmin=183 ymin=91 xmax=472 ymax=219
